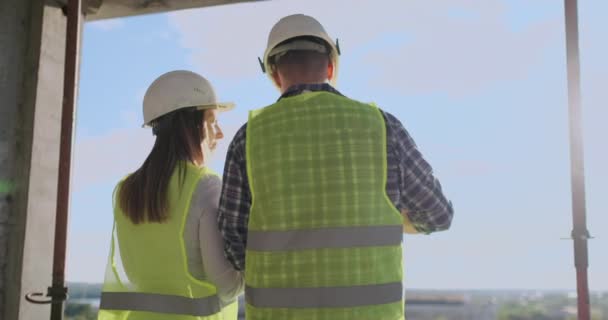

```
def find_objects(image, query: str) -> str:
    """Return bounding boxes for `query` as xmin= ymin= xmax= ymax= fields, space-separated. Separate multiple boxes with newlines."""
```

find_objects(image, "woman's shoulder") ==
xmin=188 ymin=165 xmax=221 ymax=191
xmin=112 ymin=175 xmax=130 ymax=202
xmin=189 ymin=168 xmax=222 ymax=220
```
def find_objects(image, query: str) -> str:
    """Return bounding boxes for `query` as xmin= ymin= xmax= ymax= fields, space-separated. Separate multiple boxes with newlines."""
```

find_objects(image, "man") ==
xmin=218 ymin=14 xmax=453 ymax=319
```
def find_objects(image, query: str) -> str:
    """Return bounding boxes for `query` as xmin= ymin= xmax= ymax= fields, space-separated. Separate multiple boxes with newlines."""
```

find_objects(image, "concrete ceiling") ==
xmin=48 ymin=0 xmax=264 ymax=20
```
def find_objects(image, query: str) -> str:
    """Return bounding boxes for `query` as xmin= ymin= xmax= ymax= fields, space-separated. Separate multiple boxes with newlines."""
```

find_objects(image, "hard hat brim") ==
xmin=197 ymin=102 xmax=235 ymax=113
xmin=142 ymin=102 xmax=235 ymax=127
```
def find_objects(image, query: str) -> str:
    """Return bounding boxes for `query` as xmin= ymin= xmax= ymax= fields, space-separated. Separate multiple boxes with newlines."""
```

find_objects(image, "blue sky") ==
xmin=67 ymin=0 xmax=607 ymax=291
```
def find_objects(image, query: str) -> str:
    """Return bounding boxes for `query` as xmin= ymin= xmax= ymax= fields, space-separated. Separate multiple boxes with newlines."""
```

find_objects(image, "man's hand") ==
xmin=401 ymin=209 xmax=420 ymax=234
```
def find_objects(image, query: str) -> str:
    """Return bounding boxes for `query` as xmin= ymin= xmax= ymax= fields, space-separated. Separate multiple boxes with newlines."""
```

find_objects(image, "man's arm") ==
xmin=384 ymin=112 xmax=454 ymax=234
xmin=217 ymin=125 xmax=251 ymax=271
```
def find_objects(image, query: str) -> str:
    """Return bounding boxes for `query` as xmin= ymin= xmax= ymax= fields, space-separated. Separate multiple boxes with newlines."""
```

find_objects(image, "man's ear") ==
xmin=327 ymin=61 xmax=335 ymax=81
xmin=272 ymin=70 xmax=282 ymax=88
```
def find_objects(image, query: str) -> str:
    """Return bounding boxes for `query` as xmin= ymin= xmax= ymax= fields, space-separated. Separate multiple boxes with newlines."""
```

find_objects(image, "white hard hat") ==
xmin=142 ymin=70 xmax=234 ymax=127
xmin=259 ymin=14 xmax=341 ymax=88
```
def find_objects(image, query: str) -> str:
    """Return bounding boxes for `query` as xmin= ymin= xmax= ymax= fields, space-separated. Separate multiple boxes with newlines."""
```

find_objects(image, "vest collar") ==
xmin=278 ymin=83 xmax=344 ymax=101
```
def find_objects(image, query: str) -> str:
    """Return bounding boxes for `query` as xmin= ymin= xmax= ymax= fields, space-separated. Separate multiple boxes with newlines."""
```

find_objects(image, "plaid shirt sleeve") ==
xmin=217 ymin=124 xmax=250 ymax=271
xmin=383 ymin=111 xmax=454 ymax=234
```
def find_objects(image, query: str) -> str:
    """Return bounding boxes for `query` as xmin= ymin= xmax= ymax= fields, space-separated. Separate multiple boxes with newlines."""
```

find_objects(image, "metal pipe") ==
xmin=50 ymin=0 xmax=82 ymax=318
xmin=563 ymin=1 xmax=591 ymax=319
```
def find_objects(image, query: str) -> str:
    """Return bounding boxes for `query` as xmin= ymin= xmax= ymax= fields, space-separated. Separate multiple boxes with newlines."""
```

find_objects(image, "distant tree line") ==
xmin=67 ymin=282 xmax=102 ymax=299
xmin=64 ymin=303 xmax=97 ymax=320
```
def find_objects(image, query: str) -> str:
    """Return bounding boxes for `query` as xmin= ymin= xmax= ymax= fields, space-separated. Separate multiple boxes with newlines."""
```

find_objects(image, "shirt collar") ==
xmin=278 ymin=83 xmax=344 ymax=101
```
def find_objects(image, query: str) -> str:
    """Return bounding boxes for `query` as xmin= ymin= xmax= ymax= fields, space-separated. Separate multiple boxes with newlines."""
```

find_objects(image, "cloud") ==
xmin=167 ymin=0 xmax=560 ymax=95
xmin=361 ymin=3 xmax=561 ymax=97
xmin=88 ymin=18 xmax=125 ymax=31
xmin=72 ymin=127 xmax=154 ymax=191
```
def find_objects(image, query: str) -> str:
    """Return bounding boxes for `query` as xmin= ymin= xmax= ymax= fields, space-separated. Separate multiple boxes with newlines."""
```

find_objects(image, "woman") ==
xmin=97 ymin=70 xmax=243 ymax=320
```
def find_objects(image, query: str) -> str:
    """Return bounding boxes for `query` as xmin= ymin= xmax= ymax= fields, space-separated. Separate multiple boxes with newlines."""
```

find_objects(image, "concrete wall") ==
xmin=0 ymin=1 xmax=67 ymax=319
xmin=0 ymin=0 xmax=45 ymax=317
xmin=18 ymin=5 xmax=68 ymax=320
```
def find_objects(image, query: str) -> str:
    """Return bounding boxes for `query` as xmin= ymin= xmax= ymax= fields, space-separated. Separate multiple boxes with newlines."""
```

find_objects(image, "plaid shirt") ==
xmin=218 ymin=83 xmax=453 ymax=271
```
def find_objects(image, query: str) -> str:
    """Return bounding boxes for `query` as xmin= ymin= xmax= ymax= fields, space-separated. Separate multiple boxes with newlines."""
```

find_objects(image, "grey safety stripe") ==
xmin=246 ymin=282 xmax=403 ymax=308
xmin=99 ymin=292 xmax=221 ymax=316
xmin=247 ymin=225 xmax=402 ymax=251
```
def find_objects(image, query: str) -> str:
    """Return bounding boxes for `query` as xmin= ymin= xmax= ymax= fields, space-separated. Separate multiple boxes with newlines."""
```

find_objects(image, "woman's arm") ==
xmin=198 ymin=175 xmax=245 ymax=303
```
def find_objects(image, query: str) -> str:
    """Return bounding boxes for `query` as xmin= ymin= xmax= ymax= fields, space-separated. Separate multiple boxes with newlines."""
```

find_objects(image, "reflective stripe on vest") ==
xmin=99 ymin=292 xmax=221 ymax=316
xmin=246 ymin=282 xmax=402 ymax=308
xmin=247 ymin=225 xmax=402 ymax=251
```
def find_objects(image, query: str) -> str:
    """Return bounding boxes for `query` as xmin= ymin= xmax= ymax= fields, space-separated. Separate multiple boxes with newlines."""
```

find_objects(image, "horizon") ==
xmin=65 ymin=281 xmax=608 ymax=294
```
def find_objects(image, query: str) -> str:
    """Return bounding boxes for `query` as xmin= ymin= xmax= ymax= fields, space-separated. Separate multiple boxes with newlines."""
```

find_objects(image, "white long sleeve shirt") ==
xmin=182 ymin=174 xmax=244 ymax=303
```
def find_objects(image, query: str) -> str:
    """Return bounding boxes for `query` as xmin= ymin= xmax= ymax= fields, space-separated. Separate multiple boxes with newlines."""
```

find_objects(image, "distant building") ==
xmin=235 ymin=294 xmax=498 ymax=320
xmin=405 ymin=293 xmax=497 ymax=320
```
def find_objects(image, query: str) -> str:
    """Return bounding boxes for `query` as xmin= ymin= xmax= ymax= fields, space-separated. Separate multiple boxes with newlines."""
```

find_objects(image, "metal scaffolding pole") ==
xmin=49 ymin=0 xmax=81 ymax=318
xmin=563 ymin=0 xmax=591 ymax=319
xmin=24 ymin=0 xmax=81 ymax=319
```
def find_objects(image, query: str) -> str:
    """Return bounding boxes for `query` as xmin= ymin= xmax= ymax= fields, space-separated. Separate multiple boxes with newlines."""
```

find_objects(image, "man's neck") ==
xmin=280 ymin=80 xmax=327 ymax=94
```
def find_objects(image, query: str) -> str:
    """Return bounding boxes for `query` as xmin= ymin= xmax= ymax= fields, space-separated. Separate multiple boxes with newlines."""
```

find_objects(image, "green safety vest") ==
xmin=98 ymin=163 xmax=238 ymax=320
xmin=245 ymin=92 xmax=404 ymax=320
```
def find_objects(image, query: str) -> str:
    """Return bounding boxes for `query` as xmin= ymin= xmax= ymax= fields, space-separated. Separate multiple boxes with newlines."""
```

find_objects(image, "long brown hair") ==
xmin=118 ymin=107 xmax=205 ymax=224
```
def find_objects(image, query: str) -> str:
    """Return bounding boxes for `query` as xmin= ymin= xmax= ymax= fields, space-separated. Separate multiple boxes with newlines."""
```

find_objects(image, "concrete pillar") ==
xmin=18 ymin=5 xmax=69 ymax=320
xmin=0 ymin=1 xmax=67 ymax=319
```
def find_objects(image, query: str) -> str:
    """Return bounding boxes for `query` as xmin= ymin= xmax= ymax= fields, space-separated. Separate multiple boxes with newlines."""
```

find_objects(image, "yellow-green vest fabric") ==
xmin=245 ymin=92 xmax=404 ymax=320
xmin=98 ymin=163 xmax=238 ymax=320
